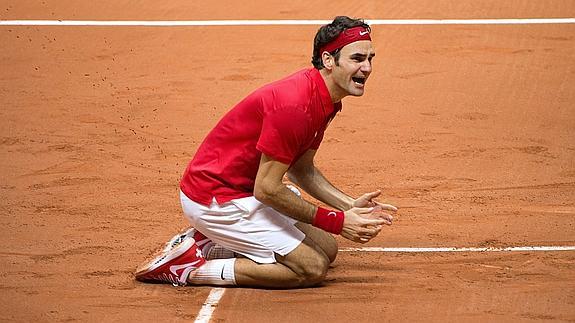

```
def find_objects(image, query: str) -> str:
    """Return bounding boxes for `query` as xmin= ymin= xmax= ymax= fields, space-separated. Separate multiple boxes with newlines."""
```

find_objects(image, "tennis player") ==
xmin=136 ymin=16 xmax=397 ymax=288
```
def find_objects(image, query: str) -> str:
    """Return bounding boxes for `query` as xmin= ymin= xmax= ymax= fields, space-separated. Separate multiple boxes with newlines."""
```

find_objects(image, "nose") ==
xmin=360 ymin=59 xmax=372 ymax=74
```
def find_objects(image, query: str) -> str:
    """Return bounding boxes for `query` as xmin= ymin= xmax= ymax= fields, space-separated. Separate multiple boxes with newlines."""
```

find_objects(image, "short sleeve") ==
xmin=256 ymin=108 xmax=313 ymax=164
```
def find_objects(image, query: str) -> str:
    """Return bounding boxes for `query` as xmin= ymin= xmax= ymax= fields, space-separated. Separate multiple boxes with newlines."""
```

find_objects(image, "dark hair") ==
xmin=312 ymin=16 xmax=371 ymax=69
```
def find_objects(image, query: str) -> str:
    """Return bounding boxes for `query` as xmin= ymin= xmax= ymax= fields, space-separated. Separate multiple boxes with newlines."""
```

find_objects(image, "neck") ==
xmin=319 ymin=68 xmax=346 ymax=103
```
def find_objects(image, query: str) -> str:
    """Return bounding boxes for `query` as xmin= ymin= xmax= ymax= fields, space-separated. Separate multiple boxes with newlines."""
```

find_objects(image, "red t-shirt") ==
xmin=180 ymin=68 xmax=341 ymax=206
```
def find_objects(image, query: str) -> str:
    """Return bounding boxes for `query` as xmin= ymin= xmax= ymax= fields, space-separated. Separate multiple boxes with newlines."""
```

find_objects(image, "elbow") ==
xmin=253 ymin=186 xmax=267 ymax=204
xmin=253 ymin=182 xmax=276 ymax=205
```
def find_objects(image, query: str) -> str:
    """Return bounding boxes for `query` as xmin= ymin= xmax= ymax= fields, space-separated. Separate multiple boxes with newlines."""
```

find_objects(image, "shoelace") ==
xmin=166 ymin=230 xmax=211 ymax=252
xmin=163 ymin=233 xmax=188 ymax=252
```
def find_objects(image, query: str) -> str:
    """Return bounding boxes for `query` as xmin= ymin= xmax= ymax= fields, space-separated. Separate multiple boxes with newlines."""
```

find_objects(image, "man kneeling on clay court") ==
xmin=135 ymin=16 xmax=397 ymax=288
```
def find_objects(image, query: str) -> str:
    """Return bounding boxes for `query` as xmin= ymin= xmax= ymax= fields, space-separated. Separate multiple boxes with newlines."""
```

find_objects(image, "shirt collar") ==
xmin=308 ymin=68 xmax=342 ymax=115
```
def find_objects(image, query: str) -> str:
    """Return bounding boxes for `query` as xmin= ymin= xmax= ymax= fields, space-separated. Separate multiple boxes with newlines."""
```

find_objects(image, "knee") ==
xmin=323 ymin=235 xmax=338 ymax=264
xmin=295 ymin=256 xmax=329 ymax=287
xmin=293 ymin=222 xmax=339 ymax=264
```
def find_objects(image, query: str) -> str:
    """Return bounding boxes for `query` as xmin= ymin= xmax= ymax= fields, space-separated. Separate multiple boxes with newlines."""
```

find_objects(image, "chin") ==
xmin=348 ymin=89 xmax=365 ymax=97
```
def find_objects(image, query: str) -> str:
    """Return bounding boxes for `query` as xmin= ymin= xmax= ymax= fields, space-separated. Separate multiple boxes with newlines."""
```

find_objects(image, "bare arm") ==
xmin=254 ymin=153 xmax=317 ymax=223
xmin=287 ymin=149 xmax=398 ymax=225
xmin=287 ymin=149 xmax=354 ymax=211
xmin=254 ymin=153 xmax=389 ymax=243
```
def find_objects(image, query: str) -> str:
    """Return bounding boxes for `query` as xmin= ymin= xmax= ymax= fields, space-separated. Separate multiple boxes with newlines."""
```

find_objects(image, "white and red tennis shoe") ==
xmin=135 ymin=230 xmax=207 ymax=286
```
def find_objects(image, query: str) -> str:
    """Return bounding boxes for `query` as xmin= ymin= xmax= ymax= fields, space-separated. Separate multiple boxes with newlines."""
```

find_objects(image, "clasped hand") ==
xmin=341 ymin=190 xmax=397 ymax=243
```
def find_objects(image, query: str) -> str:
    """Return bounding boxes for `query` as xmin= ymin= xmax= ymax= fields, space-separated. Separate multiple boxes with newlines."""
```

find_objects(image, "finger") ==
xmin=360 ymin=232 xmax=379 ymax=242
xmin=357 ymin=226 xmax=382 ymax=235
xmin=381 ymin=219 xmax=392 ymax=226
xmin=372 ymin=212 xmax=393 ymax=224
xmin=365 ymin=223 xmax=383 ymax=230
xmin=363 ymin=190 xmax=381 ymax=200
xmin=375 ymin=202 xmax=398 ymax=212
xmin=362 ymin=218 xmax=387 ymax=226
xmin=351 ymin=235 xmax=366 ymax=243
xmin=353 ymin=207 xmax=376 ymax=214
xmin=357 ymin=232 xmax=377 ymax=240
xmin=359 ymin=234 xmax=373 ymax=241
xmin=359 ymin=233 xmax=378 ymax=241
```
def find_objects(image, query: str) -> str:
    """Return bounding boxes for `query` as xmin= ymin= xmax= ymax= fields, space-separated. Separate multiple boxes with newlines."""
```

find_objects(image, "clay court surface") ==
xmin=1 ymin=1 xmax=575 ymax=322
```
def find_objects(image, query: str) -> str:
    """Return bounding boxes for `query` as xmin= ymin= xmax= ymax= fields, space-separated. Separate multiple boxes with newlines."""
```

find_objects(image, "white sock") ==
xmin=202 ymin=242 xmax=237 ymax=260
xmin=187 ymin=258 xmax=236 ymax=286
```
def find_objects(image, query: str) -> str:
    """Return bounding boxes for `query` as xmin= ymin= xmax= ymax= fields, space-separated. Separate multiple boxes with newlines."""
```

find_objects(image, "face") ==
xmin=326 ymin=40 xmax=375 ymax=98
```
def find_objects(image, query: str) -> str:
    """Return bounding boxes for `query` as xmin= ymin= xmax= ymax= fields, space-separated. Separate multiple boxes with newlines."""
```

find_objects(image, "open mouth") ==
xmin=352 ymin=77 xmax=366 ymax=85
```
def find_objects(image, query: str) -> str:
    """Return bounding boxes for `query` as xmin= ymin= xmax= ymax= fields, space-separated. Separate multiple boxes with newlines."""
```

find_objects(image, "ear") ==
xmin=321 ymin=51 xmax=334 ymax=70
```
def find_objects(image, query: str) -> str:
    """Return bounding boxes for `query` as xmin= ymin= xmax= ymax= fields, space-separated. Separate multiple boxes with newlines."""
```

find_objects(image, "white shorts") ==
xmin=179 ymin=190 xmax=305 ymax=264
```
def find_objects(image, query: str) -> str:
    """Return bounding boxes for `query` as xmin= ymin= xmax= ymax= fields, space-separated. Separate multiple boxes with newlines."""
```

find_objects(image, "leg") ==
xmin=295 ymin=222 xmax=338 ymax=263
xmin=287 ymin=185 xmax=338 ymax=263
xmin=231 ymin=236 xmax=330 ymax=288
xmin=175 ymin=222 xmax=334 ymax=288
xmin=179 ymin=192 xmax=331 ymax=288
xmin=185 ymin=225 xmax=334 ymax=288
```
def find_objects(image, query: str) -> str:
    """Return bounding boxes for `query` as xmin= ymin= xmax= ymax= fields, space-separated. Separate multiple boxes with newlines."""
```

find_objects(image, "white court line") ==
xmin=0 ymin=18 xmax=574 ymax=26
xmin=192 ymin=246 xmax=573 ymax=322
xmin=194 ymin=287 xmax=225 ymax=323
xmin=190 ymin=246 xmax=573 ymax=322
xmin=339 ymin=246 xmax=575 ymax=252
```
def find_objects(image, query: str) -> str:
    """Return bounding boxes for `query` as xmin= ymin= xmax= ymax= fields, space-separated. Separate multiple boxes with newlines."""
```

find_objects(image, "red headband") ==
xmin=320 ymin=26 xmax=371 ymax=54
